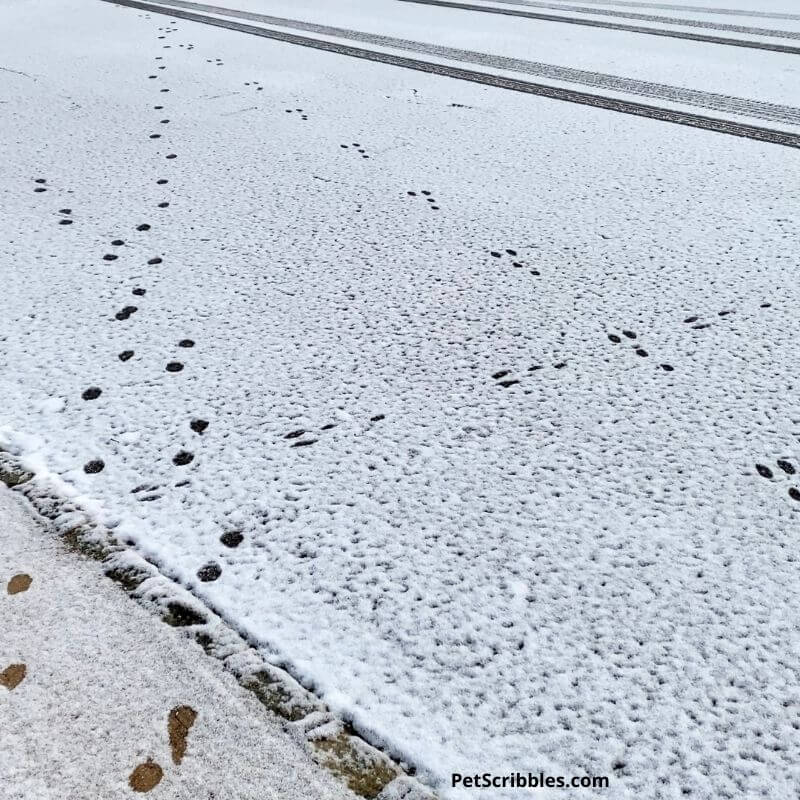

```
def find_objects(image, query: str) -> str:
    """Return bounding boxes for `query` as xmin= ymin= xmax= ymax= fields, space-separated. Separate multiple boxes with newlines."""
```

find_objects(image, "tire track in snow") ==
xmin=397 ymin=0 xmax=800 ymax=55
xmin=472 ymin=0 xmax=800 ymax=39
xmin=109 ymin=0 xmax=800 ymax=126
xmin=540 ymin=0 xmax=800 ymax=22
xmin=101 ymin=0 xmax=800 ymax=149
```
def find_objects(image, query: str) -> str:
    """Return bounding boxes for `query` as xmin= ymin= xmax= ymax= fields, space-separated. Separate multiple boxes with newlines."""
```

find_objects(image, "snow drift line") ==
xmin=125 ymin=0 xmax=800 ymax=126
xmin=397 ymin=0 xmax=800 ymax=54
xmin=102 ymin=0 xmax=800 ymax=149
xmin=469 ymin=0 xmax=800 ymax=39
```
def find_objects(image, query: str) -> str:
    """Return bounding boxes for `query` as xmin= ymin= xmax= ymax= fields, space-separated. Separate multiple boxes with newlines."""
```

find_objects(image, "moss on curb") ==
xmin=60 ymin=525 xmax=109 ymax=561
xmin=0 ymin=463 xmax=34 ymax=488
xmin=313 ymin=731 xmax=397 ymax=798
xmin=241 ymin=670 xmax=316 ymax=722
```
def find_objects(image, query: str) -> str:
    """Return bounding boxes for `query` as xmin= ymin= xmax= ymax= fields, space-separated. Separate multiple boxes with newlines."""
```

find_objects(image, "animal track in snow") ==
xmin=283 ymin=412 xmax=385 ymax=448
xmin=489 ymin=247 xmax=538 ymax=276
xmin=406 ymin=189 xmax=440 ymax=211
xmin=219 ymin=531 xmax=244 ymax=548
xmin=173 ymin=450 xmax=194 ymax=466
xmin=291 ymin=439 xmax=317 ymax=448
xmin=683 ymin=311 xmax=730 ymax=330
xmin=491 ymin=370 xmax=519 ymax=388
xmin=490 ymin=360 xmax=572 ymax=391
xmin=340 ymin=142 xmax=370 ymax=159
xmin=115 ymin=306 xmax=138 ymax=321
xmin=682 ymin=302 xmax=771 ymax=331
xmin=220 ymin=531 xmax=243 ymax=548
xmin=607 ymin=328 xmax=648 ymax=357
xmin=197 ymin=562 xmax=221 ymax=582
xmin=754 ymin=458 xmax=800 ymax=503
xmin=605 ymin=327 xmax=674 ymax=369
xmin=133 ymin=485 xmax=162 ymax=502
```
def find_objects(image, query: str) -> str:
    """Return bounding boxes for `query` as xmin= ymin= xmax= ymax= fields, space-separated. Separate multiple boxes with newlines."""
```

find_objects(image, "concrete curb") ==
xmin=0 ymin=448 xmax=437 ymax=800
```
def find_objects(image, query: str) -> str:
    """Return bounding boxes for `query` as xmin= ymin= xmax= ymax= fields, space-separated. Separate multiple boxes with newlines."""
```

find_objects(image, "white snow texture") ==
xmin=1 ymin=0 xmax=800 ymax=797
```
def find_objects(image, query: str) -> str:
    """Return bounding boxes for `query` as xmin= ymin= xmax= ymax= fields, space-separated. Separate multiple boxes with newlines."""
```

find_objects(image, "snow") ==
xmin=189 ymin=0 xmax=800 ymax=107
xmin=431 ymin=0 xmax=800 ymax=36
xmin=2 ymin=0 xmax=800 ymax=798
xmin=0 ymin=484 xmax=361 ymax=800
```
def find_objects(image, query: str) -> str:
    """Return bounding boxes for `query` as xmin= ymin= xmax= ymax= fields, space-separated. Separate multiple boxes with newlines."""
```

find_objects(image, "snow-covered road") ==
xmin=2 ymin=0 xmax=799 ymax=797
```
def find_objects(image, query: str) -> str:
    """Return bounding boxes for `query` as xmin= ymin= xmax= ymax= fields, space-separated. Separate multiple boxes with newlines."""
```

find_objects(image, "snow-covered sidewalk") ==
xmin=0 ymin=484 xmax=362 ymax=800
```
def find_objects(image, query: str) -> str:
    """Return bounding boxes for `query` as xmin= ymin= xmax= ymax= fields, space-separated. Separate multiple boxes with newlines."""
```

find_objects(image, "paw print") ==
xmin=489 ymin=248 xmax=538 ymax=276
xmin=406 ymin=190 xmax=439 ymax=211
xmin=606 ymin=328 xmax=672 ymax=370
xmin=340 ymin=142 xmax=370 ymax=159
xmin=754 ymin=458 xmax=800 ymax=503
xmin=491 ymin=370 xmax=519 ymax=388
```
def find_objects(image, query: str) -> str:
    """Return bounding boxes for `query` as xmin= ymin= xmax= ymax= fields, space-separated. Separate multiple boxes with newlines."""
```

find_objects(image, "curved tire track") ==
xmin=397 ymin=0 xmax=800 ymax=55
xmin=119 ymin=0 xmax=800 ymax=126
xmin=101 ymin=0 xmax=800 ymax=149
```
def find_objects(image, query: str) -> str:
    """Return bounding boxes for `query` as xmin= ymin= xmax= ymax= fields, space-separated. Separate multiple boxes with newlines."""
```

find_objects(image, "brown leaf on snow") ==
xmin=129 ymin=759 xmax=163 ymax=793
xmin=7 ymin=574 xmax=32 ymax=594
xmin=0 ymin=663 xmax=27 ymax=690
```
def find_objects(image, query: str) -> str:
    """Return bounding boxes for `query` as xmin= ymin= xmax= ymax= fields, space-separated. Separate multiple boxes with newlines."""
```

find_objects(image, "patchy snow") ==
xmin=2 ymin=0 xmax=800 ymax=798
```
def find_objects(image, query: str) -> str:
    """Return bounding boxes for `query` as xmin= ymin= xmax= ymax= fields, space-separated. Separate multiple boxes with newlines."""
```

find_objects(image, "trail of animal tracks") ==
xmin=2 ymin=0 xmax=800 ymax=797
xmin=0 ymin=486 xmax=359 ymax=800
